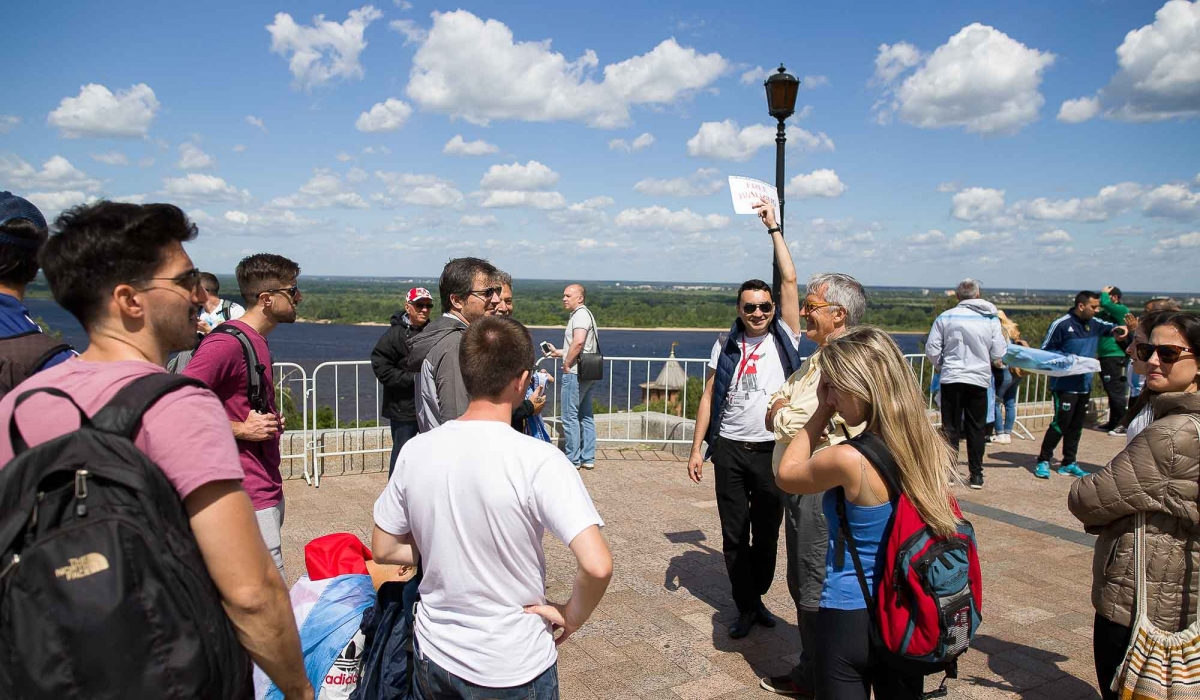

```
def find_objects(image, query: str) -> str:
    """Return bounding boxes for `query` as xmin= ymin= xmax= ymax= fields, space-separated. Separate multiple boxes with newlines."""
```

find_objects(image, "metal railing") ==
xmin=274 ymin=353 xmax=1068 ymax=486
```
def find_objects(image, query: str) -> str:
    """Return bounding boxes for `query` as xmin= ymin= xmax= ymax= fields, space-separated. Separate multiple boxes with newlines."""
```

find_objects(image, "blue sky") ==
xmin=2 ymin=0 xmax=1198 ymax=291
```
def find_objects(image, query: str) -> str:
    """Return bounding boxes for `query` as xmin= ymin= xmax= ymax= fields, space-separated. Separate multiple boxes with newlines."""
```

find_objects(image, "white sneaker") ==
xmin=1000 ymin=434 xmax=1012 ymax=444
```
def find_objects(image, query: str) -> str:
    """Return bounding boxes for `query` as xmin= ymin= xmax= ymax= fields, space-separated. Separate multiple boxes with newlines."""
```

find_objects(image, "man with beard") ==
xmin=0 ymin=202 xmax=309 ymax=697
xmin=372 ymin=287 xmax=433 ymax=475
xmin=186 ymin=253 xmax=302 ymax=579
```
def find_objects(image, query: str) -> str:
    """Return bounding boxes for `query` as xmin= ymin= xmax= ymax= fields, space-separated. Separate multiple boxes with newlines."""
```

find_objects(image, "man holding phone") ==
xmin=545 ymin=284 xmax=600 ymax=470
xmin=186 ymin=253 xmax=301 ymax=580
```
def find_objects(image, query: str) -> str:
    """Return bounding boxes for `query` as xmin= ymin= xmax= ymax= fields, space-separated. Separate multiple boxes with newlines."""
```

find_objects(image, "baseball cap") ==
xmin=0 ymin=192 xmax=48 ymax=249
xmin=406 ymin=287 xmax=433 ymax=304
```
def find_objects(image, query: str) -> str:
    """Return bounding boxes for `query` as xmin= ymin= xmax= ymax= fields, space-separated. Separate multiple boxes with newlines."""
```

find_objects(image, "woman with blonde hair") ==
xmin=777 ymin=326 xmax=962 ymax=700
xmin=990 ymin=310 xmax=1029 ymax=444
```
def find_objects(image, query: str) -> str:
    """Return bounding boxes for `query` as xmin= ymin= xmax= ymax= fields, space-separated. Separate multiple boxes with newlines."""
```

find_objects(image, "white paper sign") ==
xmin=728 ymin=176 xmax=779 ymax=219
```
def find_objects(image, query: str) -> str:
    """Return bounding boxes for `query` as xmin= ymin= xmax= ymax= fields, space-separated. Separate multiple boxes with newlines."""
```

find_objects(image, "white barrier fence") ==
xmin=275 ymin=354 xmax=1065 ymax=487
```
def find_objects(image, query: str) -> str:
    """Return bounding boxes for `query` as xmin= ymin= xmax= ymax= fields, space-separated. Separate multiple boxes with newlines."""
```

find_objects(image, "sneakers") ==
xmin=1057 ymin=463 xmax=1088 ymax=478
xmin=1108 ymin=426 xmax=1126 ymax=436
xmin=581 ymin=462 xmax=595 ymax=470
xmin=995 ymin=433 xmax=1012 ymax=444
xmin=1034 ymin=461 xmax=1052 ymax=479
xmin=759 ymin=675 xmax=815 ymax=697
xmin=969 ymin=473 xmax=984 ymax=490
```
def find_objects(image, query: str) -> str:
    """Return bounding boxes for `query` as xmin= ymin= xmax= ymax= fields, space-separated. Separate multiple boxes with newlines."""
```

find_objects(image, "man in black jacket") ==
xmin=372 ymin=287 xmax=433 ymax=474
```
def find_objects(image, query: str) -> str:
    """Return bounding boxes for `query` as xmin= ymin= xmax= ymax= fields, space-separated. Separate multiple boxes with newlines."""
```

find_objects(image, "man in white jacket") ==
xmin=926 ymin=278 xmax=1007 ymax=490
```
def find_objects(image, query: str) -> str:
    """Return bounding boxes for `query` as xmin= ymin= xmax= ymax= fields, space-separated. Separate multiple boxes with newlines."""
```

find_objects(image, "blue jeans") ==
xmin=413 ymin=645 xmax=559 ymax=700
xmin=995 ymin=371 xmax=1019 ymax=435
xmin=561 ymin=373 xmax=597 ymax=466
xmin=389 ymin=420 xmax=420 ymax=477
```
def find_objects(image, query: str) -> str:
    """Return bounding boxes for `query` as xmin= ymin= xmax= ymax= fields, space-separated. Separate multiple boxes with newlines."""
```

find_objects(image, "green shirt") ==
xmin=1097 ymin=293 xmax=1129 ymax=358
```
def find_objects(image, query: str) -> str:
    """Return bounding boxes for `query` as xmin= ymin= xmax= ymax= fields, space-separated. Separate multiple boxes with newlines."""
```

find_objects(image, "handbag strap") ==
xmin=578 ymin=306 xmax=602 ymax=354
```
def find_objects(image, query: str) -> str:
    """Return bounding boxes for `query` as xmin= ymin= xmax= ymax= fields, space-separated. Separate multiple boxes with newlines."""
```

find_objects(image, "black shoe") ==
xmin=755 ymin=604 xmax=777 ymax=628
xmin=969 ymin=473 xmax=984 ymax=490
xmin=729 ymin=611 xmax=754 ymax=639
xmin=759 ymin=675 xmax=815 ymax=697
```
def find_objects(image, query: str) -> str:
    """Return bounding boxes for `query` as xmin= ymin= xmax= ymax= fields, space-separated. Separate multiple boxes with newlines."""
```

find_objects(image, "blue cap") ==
xmin=0 ymin=192 xmax=47 ymax=249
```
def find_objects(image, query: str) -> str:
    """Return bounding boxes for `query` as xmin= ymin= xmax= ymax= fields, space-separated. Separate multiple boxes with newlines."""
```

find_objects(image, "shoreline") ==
xmin=313 ymin=319 xmax=925 ymax=335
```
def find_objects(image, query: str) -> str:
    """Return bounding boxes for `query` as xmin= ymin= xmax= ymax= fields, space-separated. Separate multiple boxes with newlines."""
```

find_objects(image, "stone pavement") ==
xmin=280 ymin=425 xmax=1130 ymax=700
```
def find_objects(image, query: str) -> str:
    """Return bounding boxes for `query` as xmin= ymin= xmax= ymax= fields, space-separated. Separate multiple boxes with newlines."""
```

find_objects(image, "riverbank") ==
xmin=329 ymin=320 xmax=928 ymax=334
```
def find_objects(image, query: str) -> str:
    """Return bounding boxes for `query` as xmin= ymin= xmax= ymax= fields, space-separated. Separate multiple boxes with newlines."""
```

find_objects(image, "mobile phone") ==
xmin=540 ymin=341 xmax=553 ymax=355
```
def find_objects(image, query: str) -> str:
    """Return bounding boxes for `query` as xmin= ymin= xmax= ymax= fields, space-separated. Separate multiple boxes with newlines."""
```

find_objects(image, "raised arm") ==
xmin=753 ymin=198 xmax=800 ymax=335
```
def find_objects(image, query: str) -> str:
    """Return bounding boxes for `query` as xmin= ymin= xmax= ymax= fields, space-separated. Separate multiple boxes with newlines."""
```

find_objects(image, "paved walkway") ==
xmin=281 ymin=426 xmax=1129 ymax=700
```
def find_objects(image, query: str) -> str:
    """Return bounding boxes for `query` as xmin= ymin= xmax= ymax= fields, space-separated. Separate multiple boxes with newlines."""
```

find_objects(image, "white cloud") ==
xmin=232 ymin=144 xmax=247 ymax=153
xmin=1015 ymin=182 xmax=1145 ymax=222
xmin=1142 ymin=183 xmax=1200 ymax=219
xmin=478 ymin=190 xmax=566 ymax=209
xmin=405 ymin=11 xmax=728 ymax=128
xmin=480 ymin=160 xmax=559 ymax=190
xmin=615 ymin=205 xmax=729 ymax=232
xmin=215 ymin=208 xmax=325 ymax=234
xmin=872 ymin=24 xmax=1055 ymax=135
xmin=1095 ymin=0 xmax=1200 ymax=122
xmin=634 ymin=168 xmax=722 ymax=197
xmin=0 ymin=116 xmax=20 ymax=134
xmin=548 ymin=196 xmax=615 ymax=227
xmin=177 ymin=142 xmax=216 ymax=170
xmin=1036 ymin=229 xmax=1073 ymax=244
xmin=112 ymin=194 xmax=146 ymax=204
xmin=403 ymin=182 xmax=465 ymax=207
xmin=224 ymin=210 xmax=250 ymax=225
xmin=267 ymin=5 xmax=383 ymax=90
xmin=356 ymin=98 xmax=413 ymax=133
xmin=0 ymin=155 xmax=102 ymax=192
xmin=1057 ymin=97 xmax=1101 ymax=124
xmin=362 ymin=145 xmax=391 ymax=155
xmin=25 ymin=191 xmax=98 ymax=216
xmin=246 ymin=115 xmax=268 ymax=133
xmin=1153 ymin=231 xmax=1200 ymax=252
xmin=346 ymin=167 xmax=369 ymax=184
xmin=785 ymin=169 xmax=847 ymax=199
xmin=91 ymin=151 xmax=130 ymax=166
xmin=162 ymin=174 xmax=251 ymax=204
xmin=951 ymin=187 xmax=1006 ymax=221
xmin=389 ymin=19 xmax=427 ymax=46
xmin=907 ymin=229 xmax=947 ymax=246
xmin=139 ymin=158 xmax=156 ymax=168
xmin=803 ymin=75 xmax=830 ymax=89
xmin=936 ymin=182 xmax=960 ymax=193
xmin=609 ymin=132 xmax=655 ymax=152
xmin=47 ymin=83 xmax=160 ymax=138
xmin=740 ymin=65 xmax=771 ymax=85
xmin=686 ymin=120 xmax=834 ymax=161
xmin=947 ymin=229 xmax=1011 ymax=250
xmin=460 ymin=214 xmax=499 ymax=227
xmin=393 ymin=0 xmax=413 ymax=8
xmin=336 ymin=152 xmax=354 ymax=162
xmin=443 ymin=135 xmax=499 ymax=156
xmin=269 ymin=169 xmax=369 ymax=209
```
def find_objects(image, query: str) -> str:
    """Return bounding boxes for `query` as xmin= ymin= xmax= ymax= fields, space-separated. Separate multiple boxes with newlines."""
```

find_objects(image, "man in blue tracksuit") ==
xmin=1035 ymin=291 xmax=1119 ymax=479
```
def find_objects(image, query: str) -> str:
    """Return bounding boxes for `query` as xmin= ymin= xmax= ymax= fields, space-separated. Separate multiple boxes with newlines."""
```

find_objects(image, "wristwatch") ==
xmin=766 ymin=226 xmax=781 ymax=235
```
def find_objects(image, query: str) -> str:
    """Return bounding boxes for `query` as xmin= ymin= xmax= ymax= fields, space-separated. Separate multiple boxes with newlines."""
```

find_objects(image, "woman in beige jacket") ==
xmin=1068 ymin=311 xmax=1200 ymax=699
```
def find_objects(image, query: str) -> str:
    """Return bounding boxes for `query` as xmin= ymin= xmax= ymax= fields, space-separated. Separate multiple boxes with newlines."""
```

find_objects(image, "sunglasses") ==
xmin=741 ymin=302 xmax=775 ymax=315
xmin=264 ymin=285 xmax=299 ymax=300
xmin=1135 ymin=343 xmax=1195 ymax=363
xmin=143 ymin=267 xmax=202 ymax=291
xmin=469 ymin=287 xmax=503 ymax=301
xmin=411 ymin=302 xmax=433 ymax=310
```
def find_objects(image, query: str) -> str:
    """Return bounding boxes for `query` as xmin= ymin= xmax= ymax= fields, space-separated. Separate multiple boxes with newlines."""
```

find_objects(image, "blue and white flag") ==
xmin=1003 ymin=344 xmax=1100 ymax=377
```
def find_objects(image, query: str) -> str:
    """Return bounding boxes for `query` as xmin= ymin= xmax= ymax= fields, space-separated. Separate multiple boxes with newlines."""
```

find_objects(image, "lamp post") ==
xmin=764 ymin=65 xmax=800 ymax=301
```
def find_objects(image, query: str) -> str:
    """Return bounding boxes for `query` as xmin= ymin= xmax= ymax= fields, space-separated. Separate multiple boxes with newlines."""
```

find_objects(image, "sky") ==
xmin=1 ymin=0 xmax=1198 ymax=292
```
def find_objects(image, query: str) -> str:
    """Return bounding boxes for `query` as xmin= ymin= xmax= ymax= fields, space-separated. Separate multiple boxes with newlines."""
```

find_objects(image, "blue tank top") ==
xmin=819 ymin=489 xmax=894 ymax=610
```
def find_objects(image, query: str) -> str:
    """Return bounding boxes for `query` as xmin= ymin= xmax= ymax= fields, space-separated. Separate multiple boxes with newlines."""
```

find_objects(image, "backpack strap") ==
xmin=91 ymin=373 xmax=209 ymax=440
xmin=218 ymin=299 xmax=233 ymax=322
xmin=8 ymin=386 xmax=91 ymax=456
xmin=203 ymin=324 xmax=268 ymax=413
xmin=846 ymin=431 xmax=903 ymax=500
xmin=29 ymin=343 xmax=72 ymax=373
xmin=835 ymin=487 xmax=878 ymax=615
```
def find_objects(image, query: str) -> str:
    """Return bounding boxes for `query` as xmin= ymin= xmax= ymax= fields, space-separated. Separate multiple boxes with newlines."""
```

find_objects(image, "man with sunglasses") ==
xmin=372 ymin=287 xmax=434 ymax=475
xmin=409 ymin=257 xmax=500 ymax=432
xmin=687 ymin=197 xmax=802 ymax=640
xmin=186 ymin=253 xmax=303 ymax=579
xmin=1034 ymin=290 xmax=1124 ymax=480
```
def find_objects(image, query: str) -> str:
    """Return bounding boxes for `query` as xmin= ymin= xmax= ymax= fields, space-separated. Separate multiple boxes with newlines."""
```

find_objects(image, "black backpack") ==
xmin=0 ymin=373 xmax=251 ymax=699
xmin=0 ymin=330 xmax=73 ymax=400
xmin=198 ymin=324 xmax=268 ymax=413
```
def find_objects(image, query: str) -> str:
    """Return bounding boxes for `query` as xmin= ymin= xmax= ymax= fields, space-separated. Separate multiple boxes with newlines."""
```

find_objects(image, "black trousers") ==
xmin=1038 ymin=391 xmax=1090 ymax=465
xmin=940 ymin=382 xmax=988 ymax=477
xmin=1093 ymin=613 xmax=1133 ymax=700
xmin=814 ymin=608 xmax=924 ymax=700
xmin=1099 ymin=357 xmax=1128 ymax=428
xmin=713 ymin=437 xmax=783 ymax=613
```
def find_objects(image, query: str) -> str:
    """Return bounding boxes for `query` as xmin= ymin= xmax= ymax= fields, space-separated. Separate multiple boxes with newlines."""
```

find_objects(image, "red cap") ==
xmin=304 ymin=533 xmax=373 ymax=581
xmin=407 ymin=287 xmax=433 ymax=304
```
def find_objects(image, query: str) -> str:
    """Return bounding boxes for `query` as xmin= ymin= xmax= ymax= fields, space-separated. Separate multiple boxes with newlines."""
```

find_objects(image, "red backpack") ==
xmin=836 ymin=432 xmax=983 ymax=682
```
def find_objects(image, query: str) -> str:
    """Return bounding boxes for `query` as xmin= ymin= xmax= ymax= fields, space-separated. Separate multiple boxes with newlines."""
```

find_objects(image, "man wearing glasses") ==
xmin=372 ymin=287 xmax=434 ymax=475
xmin=409 ymin=257 xmax=501 ymax=432
xmin=687 ymin=197 xmax=802 ymax=640
xmin=186 ymin=253 xmax=302 ymax=580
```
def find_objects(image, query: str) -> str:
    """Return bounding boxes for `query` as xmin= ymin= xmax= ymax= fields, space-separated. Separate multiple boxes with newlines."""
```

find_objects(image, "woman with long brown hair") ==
xmin=777 ymin=326 xmax=961 ymax=699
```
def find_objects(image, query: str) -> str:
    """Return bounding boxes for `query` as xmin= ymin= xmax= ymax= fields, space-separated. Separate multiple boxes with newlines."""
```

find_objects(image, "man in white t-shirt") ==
xmin=687 ymin=198 xmax=802 ymax=640
xmin=373 ymin=316 xmax=612 ymax=698
xmin=545 ymin=283 xmax=600 ymax=469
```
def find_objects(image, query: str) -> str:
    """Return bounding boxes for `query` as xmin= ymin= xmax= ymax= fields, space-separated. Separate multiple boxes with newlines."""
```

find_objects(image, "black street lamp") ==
xmin=764 ymin=65 xmax=800 ymax=301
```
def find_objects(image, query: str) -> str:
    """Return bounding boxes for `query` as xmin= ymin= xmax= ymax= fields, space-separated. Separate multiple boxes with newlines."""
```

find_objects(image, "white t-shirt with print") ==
xmin=200 ymin=299 xmax=245 ymax=330
xmin=563 ymin=306 xmax=599 ymax=375
xmin=709 ymin=326 xmax=800 ymax=442
xmin=373 ymin=420 xmax=603 ymax=687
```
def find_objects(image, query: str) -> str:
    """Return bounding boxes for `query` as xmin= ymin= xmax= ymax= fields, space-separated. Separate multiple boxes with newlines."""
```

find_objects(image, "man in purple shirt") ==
xmin=187 ymin=253 xmax=301 ymax=578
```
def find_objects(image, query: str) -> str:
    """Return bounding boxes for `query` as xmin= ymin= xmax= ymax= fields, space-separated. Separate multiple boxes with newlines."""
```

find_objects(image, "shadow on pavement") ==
xmin=964 ymin=634 xmax=1098 ymax=697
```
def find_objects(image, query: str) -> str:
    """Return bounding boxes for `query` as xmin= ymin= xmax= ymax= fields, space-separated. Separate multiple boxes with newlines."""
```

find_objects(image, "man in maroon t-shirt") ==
xmin=187 ymin=253 xmax=301 ymax=578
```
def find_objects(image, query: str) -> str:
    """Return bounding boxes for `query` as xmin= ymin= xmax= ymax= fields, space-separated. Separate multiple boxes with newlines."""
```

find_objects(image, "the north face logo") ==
xmin=54 ymin=552 xmax=109 ymax=581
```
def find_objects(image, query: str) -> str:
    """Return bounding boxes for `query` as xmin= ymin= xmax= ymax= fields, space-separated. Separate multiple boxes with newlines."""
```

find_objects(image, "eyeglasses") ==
xmin=264 ymin=285 xmax=299 ymax=300
xmin=741 ymin=302 xmax=775 ymax=315
xmin=469 ymin=287 xmax=503 ymax=301
xmin=142 ymin=268 xmax=202 ymax=291
xmin=803 ymin=299 xmax=838 ymax=314
xmin=1135 ymin=343 xmax=1195 ymax=363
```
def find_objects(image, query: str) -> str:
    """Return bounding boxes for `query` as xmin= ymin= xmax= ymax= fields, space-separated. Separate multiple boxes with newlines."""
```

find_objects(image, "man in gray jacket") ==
xmin=926 ymin=278 xmax=1007 ymax=490
xmin=409 ymin=257 xmax=501 ymax=431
